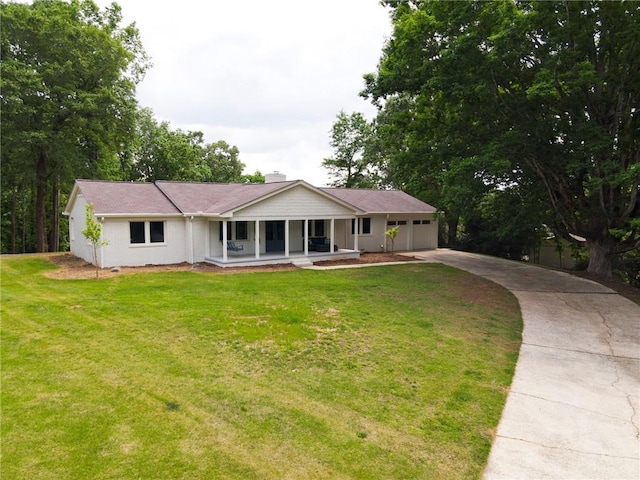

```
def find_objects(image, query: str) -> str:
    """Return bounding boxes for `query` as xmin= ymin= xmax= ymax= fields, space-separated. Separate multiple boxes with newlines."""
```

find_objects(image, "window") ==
xmin=130 ymin=222 xmax=145 ymax=244
xmin=413 ymin=220 xmax=421 ymax=225
xmin=387 ymin=220 xmax=397 ymax=226
xmin=314 ymin=219 xmax=325 ymax=237
xmin=414 ymin=219 xmax=431 ymax=225
xmin=130 ymin=221 xmax=165 ymax=244
xmin=352 ymin=217 xmax=372 ymax=235
xmin=398 ymin=220 xmax=407 ymax=226
xmin=236 ymin=221 xmax=248 ymax=240
xmin=422 ymin=220 xmax=431 ymax=225
xmin=150 ymin=221 xmax=165 ymax=243
xmin=362 ymin=217 xmax=371 ymax=234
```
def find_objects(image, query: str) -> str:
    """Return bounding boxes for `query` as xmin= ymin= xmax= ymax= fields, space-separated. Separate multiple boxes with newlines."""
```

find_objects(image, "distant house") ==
xmin=63 ymin=177 xmax=438 ymax=268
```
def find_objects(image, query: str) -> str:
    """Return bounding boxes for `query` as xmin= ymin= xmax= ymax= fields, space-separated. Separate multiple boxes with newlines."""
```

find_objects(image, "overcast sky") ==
xmin=95 ymin=0 xmax=392 ymax=186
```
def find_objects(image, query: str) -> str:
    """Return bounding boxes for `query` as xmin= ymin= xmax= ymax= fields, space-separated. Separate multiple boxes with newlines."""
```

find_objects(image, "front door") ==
xmin=265 ymin=221 xmax=285 ymax=253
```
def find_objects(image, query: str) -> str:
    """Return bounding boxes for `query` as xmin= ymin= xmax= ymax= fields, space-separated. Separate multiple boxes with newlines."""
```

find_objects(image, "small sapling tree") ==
xmin=81 ymin=203 xmax=109 ymax=278
xmin=385 ymin=226 xmax=399 ymax=255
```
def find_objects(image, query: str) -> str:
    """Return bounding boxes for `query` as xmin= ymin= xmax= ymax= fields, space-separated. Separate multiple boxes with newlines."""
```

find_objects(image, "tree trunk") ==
xmin=586 ymin=237 xmax=614 ymax=278
xmin=22 ymin=191 xmax=28 ymax=253
xmin=447 ymin=216 xmax=459 ymax=245
xmin=11 ymin=186 xmax=17 ymax=254
xmin=35 ymin=148 xmax=49 ymax=252
xmin=51 ymin=177 xmax=60 ymax=252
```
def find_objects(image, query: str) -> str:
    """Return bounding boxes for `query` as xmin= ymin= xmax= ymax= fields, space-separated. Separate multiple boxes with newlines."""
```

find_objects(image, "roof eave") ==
xmin=221 ymin=180 xmax=304 ymax=214
xmin=222 ymin=180 xmax=364 ymax=216
xmin=62 ymin=181 xmax=82 ymax=216
xmin=362 ymin=210 xmax=437 ymax=215
xmin=86 ymin=213 xmax=185 ymax=218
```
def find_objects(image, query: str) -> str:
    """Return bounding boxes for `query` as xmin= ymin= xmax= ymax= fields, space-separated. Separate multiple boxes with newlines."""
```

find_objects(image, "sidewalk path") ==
xmin=408 ymin=250 xmax=639 ymax=479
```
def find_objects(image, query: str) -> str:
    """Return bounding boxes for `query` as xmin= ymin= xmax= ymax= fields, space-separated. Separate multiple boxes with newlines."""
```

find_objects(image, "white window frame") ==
xmin=352 ymin=217 xmax=372 ymax=235
xmin=130 ymin=220 xmax=167 ymax=246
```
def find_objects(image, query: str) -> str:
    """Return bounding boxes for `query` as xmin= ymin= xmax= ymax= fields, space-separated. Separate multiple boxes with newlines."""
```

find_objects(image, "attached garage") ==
xmin=325 ymin=189 xmax=439 ymax=253
xmin=412 ymin=219 xmax=437 ymax=250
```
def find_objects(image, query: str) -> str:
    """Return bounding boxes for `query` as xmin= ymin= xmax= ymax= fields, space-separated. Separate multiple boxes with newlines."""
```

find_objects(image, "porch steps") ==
xmin=292 ymin=258 xmax=314 ymax=268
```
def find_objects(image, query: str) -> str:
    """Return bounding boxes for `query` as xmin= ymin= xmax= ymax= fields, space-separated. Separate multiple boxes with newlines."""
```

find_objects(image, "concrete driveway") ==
xmin=409 ymin=249 xmax=640 ymax=480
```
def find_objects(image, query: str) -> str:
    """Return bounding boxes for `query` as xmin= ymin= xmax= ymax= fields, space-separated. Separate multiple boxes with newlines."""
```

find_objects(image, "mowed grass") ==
xmin=1 ymin=256 xmax=521 ymax=479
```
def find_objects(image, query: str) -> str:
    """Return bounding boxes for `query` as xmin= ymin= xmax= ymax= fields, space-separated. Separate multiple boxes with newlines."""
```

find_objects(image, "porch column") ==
xmin=304 ymin=219 xmax=309 ymax=255
xmin=330 ymin=218 xmax=335 ymax=253
xmin=285 ymin=219 xmax=290 ymax=257
xmin=354 ymin=217 xmax=359 ymax=252
xmin=222 ymin=220 xmax=228 ymax=262
xmin=254 ymin=220 xmax=260 ymax=259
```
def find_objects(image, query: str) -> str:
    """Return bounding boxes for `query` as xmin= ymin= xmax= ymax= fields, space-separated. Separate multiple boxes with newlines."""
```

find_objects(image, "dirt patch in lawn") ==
xmin=43 ymin=252 xmax=417 ymax=280
xmin=313 ymin=253 xmax=417 ymax=266
xmin=30 ymin=253 xmax=639 ymax=304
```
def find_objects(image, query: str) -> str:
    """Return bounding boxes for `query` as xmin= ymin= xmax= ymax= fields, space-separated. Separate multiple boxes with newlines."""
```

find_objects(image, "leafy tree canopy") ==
xmin=240 ymin=170 xmax=266 ymax=184
xmin=1 ymin=0 xmax=149 ymax=252
xmin=363 ymin=0 xmax=639 ymax=277
xmin=1 ymin=1 xmax=253 ymax=255
xmin=322 ymin=111 xmax=380 ymax=188
xmin=127 ymin=108 xmax=246 ymax=183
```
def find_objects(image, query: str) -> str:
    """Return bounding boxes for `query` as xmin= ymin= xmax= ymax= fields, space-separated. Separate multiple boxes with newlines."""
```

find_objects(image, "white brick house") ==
xmin=64 ymin=178 xmax=438 ymax=268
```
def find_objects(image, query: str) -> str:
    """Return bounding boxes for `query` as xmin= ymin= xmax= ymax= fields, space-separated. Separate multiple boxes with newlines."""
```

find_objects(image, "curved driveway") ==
xmin=409 ymin=250 xmax=640 ymax=479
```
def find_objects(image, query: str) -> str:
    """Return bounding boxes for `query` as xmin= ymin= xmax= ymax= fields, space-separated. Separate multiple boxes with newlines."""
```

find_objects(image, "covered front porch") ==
xmin=205 ymin=217 xmax=362 ymax=267
xmin=204 ymin=249 xmax=360 ymax=268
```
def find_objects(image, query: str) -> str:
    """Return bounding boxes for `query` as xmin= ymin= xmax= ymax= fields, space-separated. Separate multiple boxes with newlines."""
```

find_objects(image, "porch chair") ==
xmin=227 ymin=241 xmax=244 ymax=252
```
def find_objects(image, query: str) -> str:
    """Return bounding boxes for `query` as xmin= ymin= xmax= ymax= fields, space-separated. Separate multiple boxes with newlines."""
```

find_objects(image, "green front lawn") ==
xmin=1 ymin=257 xmax=521 ymax=479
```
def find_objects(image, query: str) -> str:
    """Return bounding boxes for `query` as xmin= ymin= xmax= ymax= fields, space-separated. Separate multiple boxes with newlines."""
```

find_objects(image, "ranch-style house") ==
xmin=64 ymin=175 xmax=438 ymax=268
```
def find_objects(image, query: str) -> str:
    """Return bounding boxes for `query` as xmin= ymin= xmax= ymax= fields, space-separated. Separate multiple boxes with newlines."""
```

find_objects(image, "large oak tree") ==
xmin=1 ymin=0 xmax=149 ymax=252
xmin=363 ymin=0 xmax=639 ymax=277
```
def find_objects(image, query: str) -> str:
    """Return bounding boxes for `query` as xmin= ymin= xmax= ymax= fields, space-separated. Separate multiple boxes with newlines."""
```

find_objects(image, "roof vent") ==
xmin=265 ymin=172 xmax=286 ymax=183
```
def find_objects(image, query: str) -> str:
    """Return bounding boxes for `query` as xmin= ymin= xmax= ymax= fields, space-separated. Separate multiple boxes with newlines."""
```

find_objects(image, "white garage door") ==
xmin=412 ymin=220 xmax=433 ymax=249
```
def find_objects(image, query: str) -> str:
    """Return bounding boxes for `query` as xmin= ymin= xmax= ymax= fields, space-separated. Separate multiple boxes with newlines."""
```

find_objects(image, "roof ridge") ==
xmin=77 ymin=179 xmax=138 ymax=184
xmin=154 ymin=182 xmax=186 ymax=214
xmin=323 ymin=187 xmax=428 ymax=195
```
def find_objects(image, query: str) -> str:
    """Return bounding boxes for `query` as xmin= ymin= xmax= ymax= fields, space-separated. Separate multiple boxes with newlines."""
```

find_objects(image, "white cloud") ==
xmin=96 ymin=0 xmax=391 ymax=185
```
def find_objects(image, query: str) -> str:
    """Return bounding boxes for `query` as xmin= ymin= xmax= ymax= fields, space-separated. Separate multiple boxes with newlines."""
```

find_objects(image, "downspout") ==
xmin=384 ymin=214 xmax=389 ymax=252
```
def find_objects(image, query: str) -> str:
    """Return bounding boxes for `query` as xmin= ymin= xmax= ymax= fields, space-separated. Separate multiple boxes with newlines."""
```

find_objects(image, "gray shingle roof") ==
xmin=155 ymin=180 xmax=296 ymax=214
xmin=69 ymin=180 xmax=437 ymax=216
xmin=74 ymin=180 xmax=181 ymax=215
xmin=322 ymin=188 xmax=436 ymax=214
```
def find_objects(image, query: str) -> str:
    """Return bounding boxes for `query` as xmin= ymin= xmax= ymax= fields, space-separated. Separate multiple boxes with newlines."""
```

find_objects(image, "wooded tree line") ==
xmin=323 ymin=0 xmax=639 ymax=279
xmin=1 ymin=0 xmax=259 ymax=255
xmin=2 ymin=1 xmax=638 ymax=280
